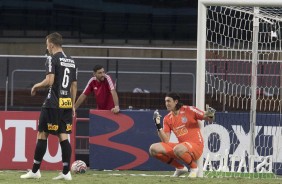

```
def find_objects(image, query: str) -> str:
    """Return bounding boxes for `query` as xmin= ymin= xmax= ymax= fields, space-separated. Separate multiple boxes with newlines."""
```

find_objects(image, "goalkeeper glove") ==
xmin=204 ymin=104 xmax=216 ymax=121
xmin=153 ymin=109 xmax=162 ymax=131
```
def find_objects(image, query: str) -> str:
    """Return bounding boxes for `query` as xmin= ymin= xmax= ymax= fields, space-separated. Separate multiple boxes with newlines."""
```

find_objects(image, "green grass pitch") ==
xmin=0 ymin=170 xmax=281 ymax=184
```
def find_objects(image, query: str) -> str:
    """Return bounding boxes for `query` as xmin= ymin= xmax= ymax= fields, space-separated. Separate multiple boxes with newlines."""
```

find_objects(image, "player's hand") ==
xmin=31 ymin=86 xmax=37 ymax=96
xmin=204 ymin=104 xmax=216 ymax=122
xmin=153 ymin=109 xmax=162 ymax=131
xmin=153 ymin=109 xmax=162 ymax=124
xmin=111 ymin=106 xmax=120 ymax=114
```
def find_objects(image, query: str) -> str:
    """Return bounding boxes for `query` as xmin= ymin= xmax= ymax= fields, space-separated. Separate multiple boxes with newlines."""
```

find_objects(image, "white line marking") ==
xmin=93 ymin=173 xmax=186 ymax=177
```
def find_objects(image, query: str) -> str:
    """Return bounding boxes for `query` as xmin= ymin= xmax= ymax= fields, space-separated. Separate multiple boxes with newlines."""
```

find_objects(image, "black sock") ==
xmin=32 ymin=139 xmax=47 ymax=173
xmin=60 ymin=139 xmax=72 ymax=175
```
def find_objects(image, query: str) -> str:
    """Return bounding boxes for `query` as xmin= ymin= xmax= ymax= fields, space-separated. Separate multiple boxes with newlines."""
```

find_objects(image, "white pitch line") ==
xmin=93 ymin=173 xmax=186 ymax=177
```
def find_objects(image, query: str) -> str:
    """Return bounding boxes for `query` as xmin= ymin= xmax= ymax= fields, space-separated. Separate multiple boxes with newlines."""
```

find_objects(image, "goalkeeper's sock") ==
xmin=32 ymin=139 xmax=47 ymax=173
xmin=178 ymin=152 xmax=197 ymax=169
xmin=60 ymin=140 xmax=72 ymax=175
xmin=155 ymin=153 xmax=184 ymax=169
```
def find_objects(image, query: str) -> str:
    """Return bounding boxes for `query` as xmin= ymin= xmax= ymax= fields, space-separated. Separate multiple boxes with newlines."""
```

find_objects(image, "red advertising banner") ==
xmin=0 ymin=111 xmax=75 ymax=170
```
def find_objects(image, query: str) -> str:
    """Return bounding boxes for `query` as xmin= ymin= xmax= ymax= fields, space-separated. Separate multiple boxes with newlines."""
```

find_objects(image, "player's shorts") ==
xmin=38 ymin=108 xmax=73 ymax=135
xmin=161 ymin=142 xmax=203 ymax=160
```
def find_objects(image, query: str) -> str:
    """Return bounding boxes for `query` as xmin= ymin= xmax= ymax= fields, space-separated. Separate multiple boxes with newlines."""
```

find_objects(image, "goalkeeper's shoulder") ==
xmin=163 ymin=111 xmax=172 ymax=120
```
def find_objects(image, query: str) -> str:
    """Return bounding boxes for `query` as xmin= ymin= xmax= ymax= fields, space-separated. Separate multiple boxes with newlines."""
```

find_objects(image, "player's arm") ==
xmin=158 ymin=130 xmax=170 ymax=143
xmin=153 ymin=110 xmax=170 ymax=143
xmin=71 ymin=81 xmax=77 ymax=116
xmin=75 ymin=78 xmax=92 ymax=110
xmin=74 ymin=93 xmax=87 ymax=110
xmin=193 ymin=105 xmax=216 ymax=122
xmin=31 ymin=74 xmax=54 ymax=96
xmin=110 ymin=89 xmax=120 ymax=114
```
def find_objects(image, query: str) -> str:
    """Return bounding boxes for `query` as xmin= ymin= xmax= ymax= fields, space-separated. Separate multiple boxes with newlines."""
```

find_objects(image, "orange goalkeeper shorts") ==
xmin=160 ymin=142 xmax=203 ymax=160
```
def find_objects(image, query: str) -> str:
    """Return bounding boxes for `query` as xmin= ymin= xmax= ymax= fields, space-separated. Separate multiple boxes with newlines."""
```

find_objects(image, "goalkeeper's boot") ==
xmin=171 ymin=166 xmax=188 ymax=177
xmin=52 ymin=171 xmax=72 ymax=180
xmin=20 ymin=169 xmax=41 ymax=179
xmin=188 ymin=167 xmax=198 ymax=178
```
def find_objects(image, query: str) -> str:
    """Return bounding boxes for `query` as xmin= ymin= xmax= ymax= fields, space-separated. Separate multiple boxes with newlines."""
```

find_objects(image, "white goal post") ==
xmin=197 ymin=0 xmax=282 ymax=178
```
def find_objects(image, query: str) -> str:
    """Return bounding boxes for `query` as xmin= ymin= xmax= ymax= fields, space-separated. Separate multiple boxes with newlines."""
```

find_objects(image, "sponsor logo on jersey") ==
xmin=181 ymin=117 xmax=187 ymax=123
xmin=60 ymin=62 xmax=75 ymax=68
xmin=48 ymin=123 xmax=58 ymax=131
xmin=66 ymin=124 xmax=72 ymax=131
xmin=59 ymin=98 xmax=72 ymax=108
xmin=59 ymin=58 xmax=74 ymax=63
xmin=59 ymin=57 xmax=75 ymax=68
xmin=173 ymin=125 xmax=188 ymax=137
xmin=60 ymin=90 xmax=68 ymax=95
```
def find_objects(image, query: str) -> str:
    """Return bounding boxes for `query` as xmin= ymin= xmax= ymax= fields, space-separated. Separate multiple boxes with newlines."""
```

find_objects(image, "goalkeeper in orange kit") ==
xmin=149 ymin=92 xmax=215 ymax=177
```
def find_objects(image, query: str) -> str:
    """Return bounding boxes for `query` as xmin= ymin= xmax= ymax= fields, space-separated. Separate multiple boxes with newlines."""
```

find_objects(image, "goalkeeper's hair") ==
xmin=166 ymin=92 xmax=183 ymax=110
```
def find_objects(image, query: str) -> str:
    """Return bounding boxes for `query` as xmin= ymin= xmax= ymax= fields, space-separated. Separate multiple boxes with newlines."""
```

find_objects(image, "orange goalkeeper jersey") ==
xmin=163 ymin=105 xmax=204 ymax=146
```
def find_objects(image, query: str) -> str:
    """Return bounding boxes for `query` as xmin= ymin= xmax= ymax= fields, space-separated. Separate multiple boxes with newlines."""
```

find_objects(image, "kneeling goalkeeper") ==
xmin=149 ymin=92 xmax=215 ymax=177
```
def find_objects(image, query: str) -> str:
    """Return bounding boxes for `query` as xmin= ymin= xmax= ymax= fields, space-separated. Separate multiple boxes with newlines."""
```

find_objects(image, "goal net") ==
xmin=197 ymin=0 xmax=282 ymax=178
